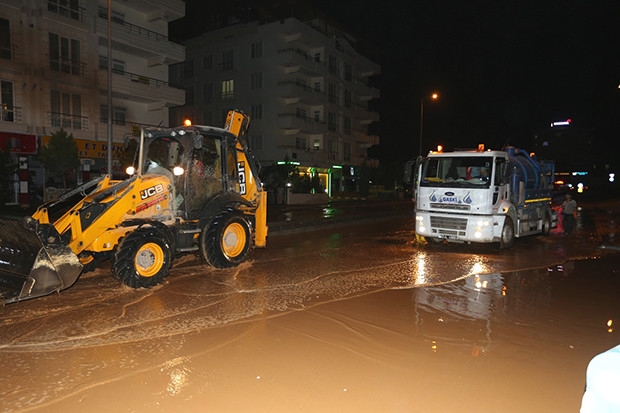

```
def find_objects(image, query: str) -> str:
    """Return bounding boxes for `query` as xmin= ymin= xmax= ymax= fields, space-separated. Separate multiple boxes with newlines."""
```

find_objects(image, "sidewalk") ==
xmin=266 ymin=199 xmax=413 ymax=235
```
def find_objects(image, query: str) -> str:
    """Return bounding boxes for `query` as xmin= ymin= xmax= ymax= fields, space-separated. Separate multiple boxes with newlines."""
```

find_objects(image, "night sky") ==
xmin=172 ymin=0 xmax=620 ymax=166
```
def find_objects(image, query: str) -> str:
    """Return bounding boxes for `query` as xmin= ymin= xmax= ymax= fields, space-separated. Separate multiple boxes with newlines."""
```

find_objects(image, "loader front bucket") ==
xmin=0 ymin=218 xmax=83 ymax=304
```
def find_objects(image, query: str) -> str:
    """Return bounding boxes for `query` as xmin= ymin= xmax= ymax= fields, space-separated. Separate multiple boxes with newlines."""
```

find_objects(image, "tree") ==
xmin=0 ymin=145 xmax=16 ymax=206
xmin=39 ymin=129 xmax=80 ymax=189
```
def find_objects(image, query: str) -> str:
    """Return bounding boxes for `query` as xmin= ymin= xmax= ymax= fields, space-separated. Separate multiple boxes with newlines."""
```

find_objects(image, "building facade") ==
xmin=0 ymin=0 xmax=185 ymax=206
xmin=169 ymin=16 xmax=380 ymax=198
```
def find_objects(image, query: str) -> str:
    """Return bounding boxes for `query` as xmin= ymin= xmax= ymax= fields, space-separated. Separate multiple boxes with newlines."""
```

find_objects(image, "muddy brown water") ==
xmin=1 ymin=199 xmax=619 ymax=412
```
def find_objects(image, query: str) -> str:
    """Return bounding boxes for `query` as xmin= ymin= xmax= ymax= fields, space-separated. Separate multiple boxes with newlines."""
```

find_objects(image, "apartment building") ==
xmin=169 ymin=16 xmax=380 ymax=197
xmin=0 ymin=0 xmax=185 ymax=206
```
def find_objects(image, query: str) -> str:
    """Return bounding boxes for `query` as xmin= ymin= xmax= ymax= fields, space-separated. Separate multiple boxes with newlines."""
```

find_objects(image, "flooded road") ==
xmin=1 ymin=199 xmax=619 ymax=412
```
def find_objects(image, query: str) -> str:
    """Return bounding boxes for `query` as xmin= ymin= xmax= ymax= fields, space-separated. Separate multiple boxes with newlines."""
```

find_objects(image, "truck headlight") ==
xmin=416 ymin=215 xmax=426 ymax=233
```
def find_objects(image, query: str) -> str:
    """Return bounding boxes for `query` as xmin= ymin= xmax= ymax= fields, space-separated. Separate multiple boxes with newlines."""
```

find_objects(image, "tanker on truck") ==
xmin=408 ymin=145 xmax=557 ymax=248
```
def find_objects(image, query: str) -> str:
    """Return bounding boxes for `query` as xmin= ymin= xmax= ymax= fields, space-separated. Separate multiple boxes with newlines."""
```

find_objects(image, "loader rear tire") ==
xmin=113 ymin=227 xmax=172 ymax=288
xmin=201 ymin=212 xmax=251 ymax=268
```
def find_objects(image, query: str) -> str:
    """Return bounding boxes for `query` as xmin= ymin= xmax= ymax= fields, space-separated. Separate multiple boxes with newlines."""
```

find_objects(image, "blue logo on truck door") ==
xmin=429 ymin=190 xmax=473 ymax=204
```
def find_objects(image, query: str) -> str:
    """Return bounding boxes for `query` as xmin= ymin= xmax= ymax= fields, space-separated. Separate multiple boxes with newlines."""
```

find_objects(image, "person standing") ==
xmin=561 ymin=193 xmax=577 ymax=235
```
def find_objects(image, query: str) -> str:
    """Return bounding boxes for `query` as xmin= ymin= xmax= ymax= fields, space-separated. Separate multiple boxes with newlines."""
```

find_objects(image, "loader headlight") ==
xmin=173 ymin=166 xmax=185 ymax=176
xmin=126 ymin=166 xmax=136 ymax=175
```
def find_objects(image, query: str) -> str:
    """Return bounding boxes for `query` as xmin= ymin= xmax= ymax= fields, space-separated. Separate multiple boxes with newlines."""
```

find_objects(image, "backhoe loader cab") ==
xmin=0 ymin=109 xmax=267 ymax=304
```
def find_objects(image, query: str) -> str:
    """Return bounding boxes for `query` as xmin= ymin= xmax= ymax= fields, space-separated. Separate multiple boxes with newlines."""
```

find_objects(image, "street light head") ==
xmin=431 ymin=93 xmax=439 ymax=100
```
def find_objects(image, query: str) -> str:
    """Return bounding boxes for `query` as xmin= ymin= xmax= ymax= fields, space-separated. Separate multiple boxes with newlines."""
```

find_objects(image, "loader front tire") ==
xmin=113 ymin=227 xmax=172 ymax=288
xmin=201 ymin=212 xmax=251 ymax=268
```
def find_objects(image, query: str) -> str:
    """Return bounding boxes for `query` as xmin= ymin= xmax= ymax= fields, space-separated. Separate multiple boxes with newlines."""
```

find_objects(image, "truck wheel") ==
xmin=201 ymin=212 xmax=251 ymax=268
xmin=499 ymin=218 xmax=514 ymax=249
xmin=542 ymin=212 xmax=551 ymax=235
xmin=113 ymin=227 xmax=172 ymax=288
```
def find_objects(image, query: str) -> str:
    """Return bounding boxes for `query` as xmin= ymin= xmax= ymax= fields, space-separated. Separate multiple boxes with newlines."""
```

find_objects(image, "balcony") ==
xmin=95 ymin=17 xmax=184 ymax=65
xmin=277 ymin=113 xmax=325 ymax=135
xmin=121 ymin=0 xmax=184 ymax=22
xmin=277 ymin=81 xmax=325 ymax=105
xmin=1 ymin=106 xmax=20 ymax=123
xmin=50 ymin=112 xmax=89 ymax=131
xmin=356 ymin=80 xmax=380 ymax=101
xmin=98 ymin=68 xmax=184 ymax=106
xmin=277 ymin=48 xmax=325 ymax=76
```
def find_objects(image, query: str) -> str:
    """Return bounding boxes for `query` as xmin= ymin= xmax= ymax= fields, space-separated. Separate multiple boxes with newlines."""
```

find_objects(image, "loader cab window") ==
xmin=146 ymin=137 xmax=183 ymax=174
xmin=185 ymin=135 xmax=223 ymax=212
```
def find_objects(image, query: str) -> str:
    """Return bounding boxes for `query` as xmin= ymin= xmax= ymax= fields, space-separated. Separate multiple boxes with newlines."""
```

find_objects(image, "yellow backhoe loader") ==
xmin=0 ymin=109 xmax=267 ymax=303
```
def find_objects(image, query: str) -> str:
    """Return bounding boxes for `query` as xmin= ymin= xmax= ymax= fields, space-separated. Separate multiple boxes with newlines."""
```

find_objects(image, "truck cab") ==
xmin=414 ymin=147 xmax=556 ymax=248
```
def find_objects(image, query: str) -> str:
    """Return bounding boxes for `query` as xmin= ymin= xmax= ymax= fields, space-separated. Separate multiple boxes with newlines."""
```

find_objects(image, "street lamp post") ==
xmin=419 ymin=92 xmax=439 ymax=157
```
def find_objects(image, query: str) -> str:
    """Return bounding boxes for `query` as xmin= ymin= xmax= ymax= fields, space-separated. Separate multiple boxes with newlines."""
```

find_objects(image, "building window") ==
xmin=251 ymin=104 xmax=262 ymax=120
xmin=1 ymin=80 xmax=14 ymax=122
xmin=48 ymin=0 xmax=82 ymax=21
xmin=250 ymin=72 xmax=263 ymax=90
xmin=344 ymin=90 xmax=352 ymax=108
xmin=296 ymin=108 xmax=306 ymax=119
xmin=221 ymin=50 xmax=233 ymax=71
xmin=296 ymin=78 xmax=307 ymax=89
xmin=100 ymin=104 xmax=126 ymax=125
xmin=314 ymin=82 xmax=321 ymax=92
xmin=250 ymin=134 xmax=263 ymax=150
xmin=344 ymin=62 xmax=352 ymax=82
xmin=314 ymin=52 xmax=321 ymax=62
xmin=314 ymin=111 xmax=320 ymax=122
xmin=203 ymin=55 xmax=212 ymax=70
xmin=185 ymin=86 xmax=194 ymax=105
xmin=328 ymin=112 xmax=337 ymax=132
xmin=295 ymin=137 xmax=306 ymax=150
xmin=221 ymin=79 xmax=234 ymax=99
xmin=343 ymin=142 xmax=351 ymax=162
xmin=250 ymin=42 xmax=263 ymax=59
xmin=203 ymin=111 xmax=213 ymax=125
xmin=328 ymin=83 xmax=338 ymax=104
xmin=183 ymin=59 xmax=194 ymax=78
xmin=203 ymin=83 xmax=213 ymax=103
xmin=0 ymin=18 xmax=11 ymax=60
xmin=328 ymin=139 xmax=338 ymax=160
xmin=343 ymin=116 xmax=351 ymax=135
xmin=49 ymin=33 xmax=81 ymax=75
xmin=328 ymin=55 xmax=338 ymax=76
xmin=99 ymin=56 xmax=125 ymax=74
xmin=51 ymin=90 xmax=82 ymax=129
xmin=97 ymin=6 xmax=124 ymax=23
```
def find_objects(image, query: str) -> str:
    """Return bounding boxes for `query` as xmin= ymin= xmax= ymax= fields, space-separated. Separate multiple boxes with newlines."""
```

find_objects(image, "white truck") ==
xmin=408 ymin=146 xmax=557 ymax=248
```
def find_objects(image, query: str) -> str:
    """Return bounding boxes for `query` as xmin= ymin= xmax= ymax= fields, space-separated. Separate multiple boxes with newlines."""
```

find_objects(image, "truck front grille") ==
xmin=430 ymin=216 xmax=468 ymax=231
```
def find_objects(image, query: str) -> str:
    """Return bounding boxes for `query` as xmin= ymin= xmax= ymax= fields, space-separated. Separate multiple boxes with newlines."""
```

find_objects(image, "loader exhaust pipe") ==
xmin=0 ymin=218 xmax=83 ymax=304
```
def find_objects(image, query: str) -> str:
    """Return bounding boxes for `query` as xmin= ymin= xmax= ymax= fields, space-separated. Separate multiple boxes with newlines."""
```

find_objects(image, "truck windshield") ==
xmin=420 ymin=156 xmax=493 ymax=187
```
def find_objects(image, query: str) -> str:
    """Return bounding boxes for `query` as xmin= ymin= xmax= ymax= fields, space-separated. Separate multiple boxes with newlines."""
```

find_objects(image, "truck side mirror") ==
xmin=495 ymin=159 xmax=509 ymax=185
